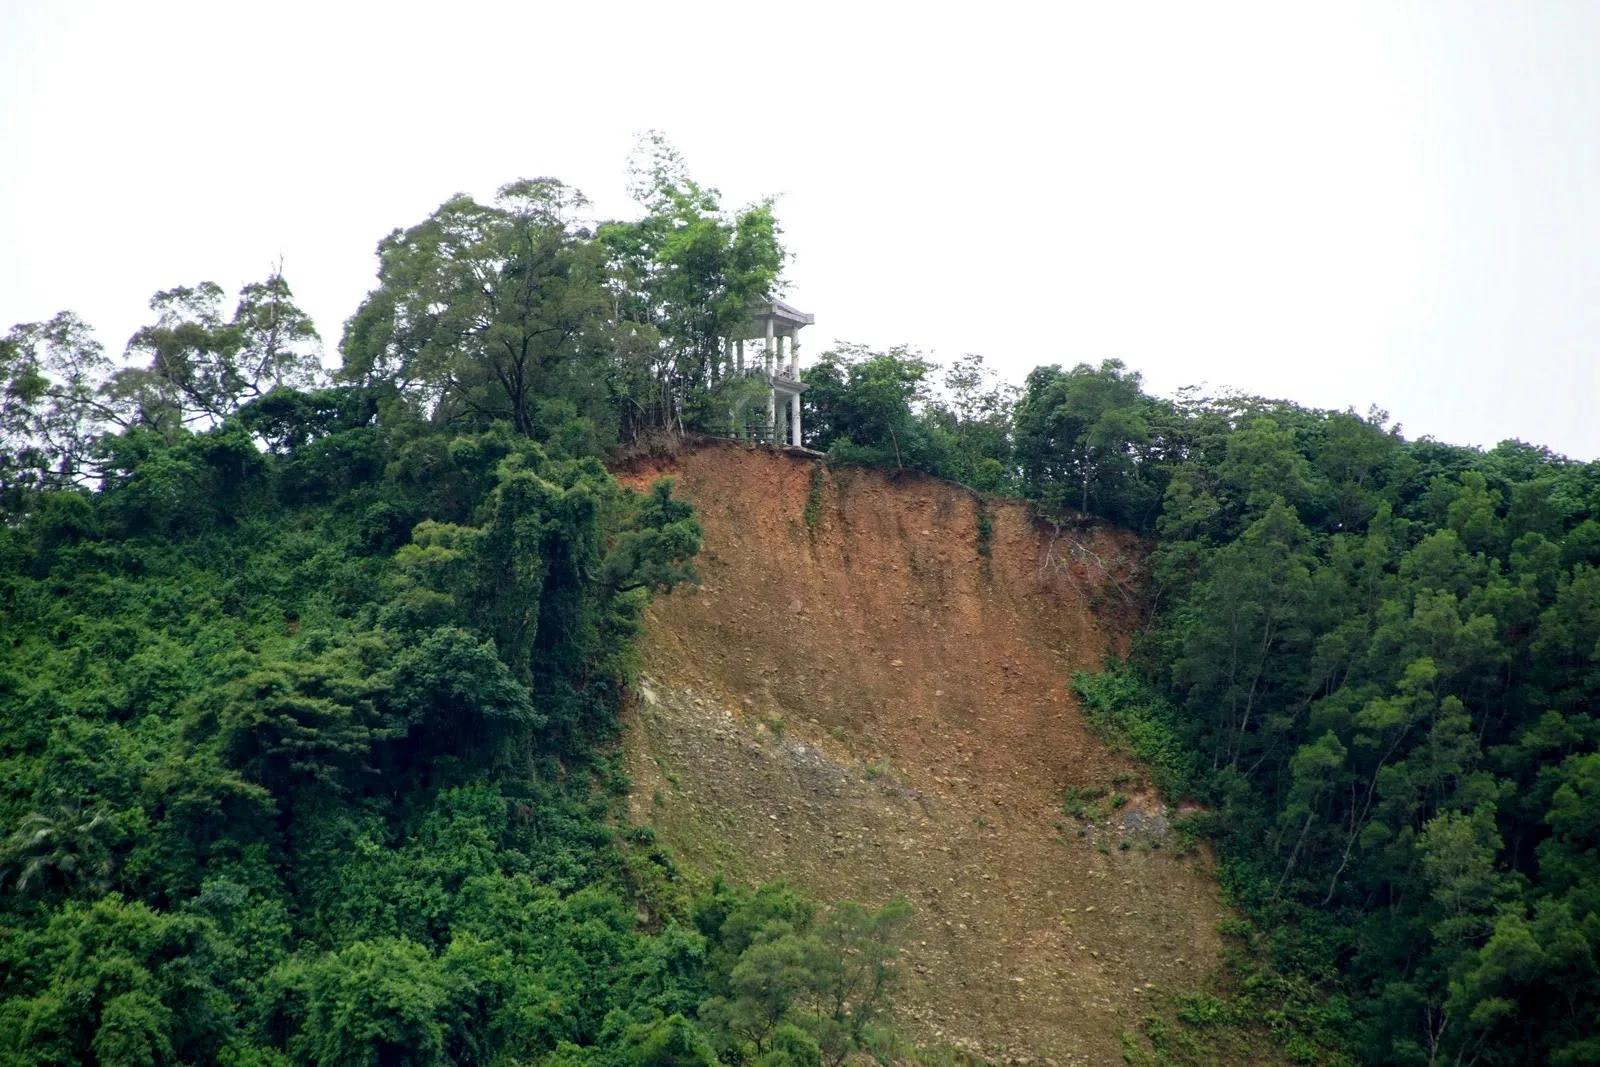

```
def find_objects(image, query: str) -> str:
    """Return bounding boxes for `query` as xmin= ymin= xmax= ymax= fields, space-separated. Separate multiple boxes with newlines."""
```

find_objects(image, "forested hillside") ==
xmin=2 ymin=136 xmax=1597 ymax=1065
xmin=0 ymin=145 xmax=912 ymax=1066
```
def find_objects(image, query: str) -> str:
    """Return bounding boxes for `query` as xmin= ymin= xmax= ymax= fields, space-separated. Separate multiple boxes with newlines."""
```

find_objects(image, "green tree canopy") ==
xmin=341 ymin=180 xmax=614 ymax=448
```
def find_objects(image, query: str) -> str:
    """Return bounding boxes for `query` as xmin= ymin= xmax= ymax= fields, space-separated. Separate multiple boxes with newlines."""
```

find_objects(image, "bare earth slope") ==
xmin=616 ymin=442 xmax=1229 ymax=1065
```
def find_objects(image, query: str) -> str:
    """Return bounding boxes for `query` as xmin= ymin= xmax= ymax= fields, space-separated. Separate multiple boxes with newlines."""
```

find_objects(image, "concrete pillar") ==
xmin=789 ymin=330 xmax=799 ymax=376
xmin=764 ymin=317 xmax=775 ymax=374
xmin=766 ymin=387 xmax=777 ymax=447
xmin=790 ymin=391 xmax=802 ymax=447
xmin=736 ymin=338 xmax=745 ymax=373
xmin=722 ymin=337 xmax=732 ymax=382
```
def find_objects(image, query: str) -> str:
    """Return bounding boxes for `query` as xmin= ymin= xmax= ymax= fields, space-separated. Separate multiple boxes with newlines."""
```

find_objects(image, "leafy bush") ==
xmin=1071 ymin=666 xmax=1200 ymax=801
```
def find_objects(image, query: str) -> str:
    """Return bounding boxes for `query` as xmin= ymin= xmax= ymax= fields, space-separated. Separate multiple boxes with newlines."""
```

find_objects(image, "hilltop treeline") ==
xmin=0 ymin=145 xmax=910 ymax=1066
xmin=802 ymin=351 xmax=1600 ymax=1066
xmin=1 ymin=136 xmax=784 ymax=509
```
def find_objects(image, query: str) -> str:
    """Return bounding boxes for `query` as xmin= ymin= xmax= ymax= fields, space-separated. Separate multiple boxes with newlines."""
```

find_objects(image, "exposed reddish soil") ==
xmin=614 ymin=441 xmax=1231 ymax=1065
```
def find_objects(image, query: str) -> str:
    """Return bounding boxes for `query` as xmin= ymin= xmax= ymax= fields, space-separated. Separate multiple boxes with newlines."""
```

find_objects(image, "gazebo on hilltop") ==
xmin=720 ymin=298 xmax=814 ymax=447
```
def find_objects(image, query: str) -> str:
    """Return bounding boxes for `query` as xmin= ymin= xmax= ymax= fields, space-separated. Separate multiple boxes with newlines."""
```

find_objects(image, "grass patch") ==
xmin=1072 ymin=662 xmax=1201 ymax=801
xmin=1120 ymin=982 xmax=1336 ymax=1067
xmin=804 ymin=463 xmax=826 ymax=532
xmin=654 ymin=756 xmax=682 ymax=788
xmin=1064 ymin=784 xmax=1109 ymax=820
xmin=974 ymin=495 xmax=994 ymax=558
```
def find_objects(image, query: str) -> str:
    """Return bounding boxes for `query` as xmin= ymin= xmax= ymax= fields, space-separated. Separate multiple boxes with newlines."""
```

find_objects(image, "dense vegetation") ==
xmin=5 ymin=131 xmax=1596 ymax=1064
xmin=803 ymin=355 xmax=1600 ymax=1066
xmin=0 ymin=144 xmax=910 ymax=1066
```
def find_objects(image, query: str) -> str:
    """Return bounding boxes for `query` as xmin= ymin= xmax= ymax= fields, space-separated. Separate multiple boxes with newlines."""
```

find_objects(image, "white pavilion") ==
xmin=722 ymin=298 xmax=813 ymax=447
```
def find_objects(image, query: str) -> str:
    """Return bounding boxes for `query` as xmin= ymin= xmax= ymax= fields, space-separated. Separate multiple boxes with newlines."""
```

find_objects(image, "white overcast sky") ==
xmin=3 ymin=2 xmax=1598 ymax=457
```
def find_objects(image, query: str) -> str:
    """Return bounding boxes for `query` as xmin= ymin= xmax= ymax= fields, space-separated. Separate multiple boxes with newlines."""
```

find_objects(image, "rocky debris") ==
xmin=615 ymin=443 xmax=1227 ymax=1066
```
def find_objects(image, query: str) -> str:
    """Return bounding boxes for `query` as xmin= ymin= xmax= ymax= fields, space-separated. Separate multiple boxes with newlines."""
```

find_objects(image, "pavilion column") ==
xmin=736 ymin=339 xmax=745 ymax=373
xmin=789 ymin=330 xmax=799 ymax=376
xmin=764 ymin=318 xmax=775 ymax=375
xmin=722 ymin=338 xmax=732 ymax=382
xmin=766 ymin=387 xmax=777 ymax=447
xmin=790 ymin=392 xmax=802 ymax=447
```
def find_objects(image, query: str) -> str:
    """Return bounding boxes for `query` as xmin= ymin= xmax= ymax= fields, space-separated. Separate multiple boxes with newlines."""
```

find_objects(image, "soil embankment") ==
xmin=615 ymin=441 xmax=1228 ymax=1065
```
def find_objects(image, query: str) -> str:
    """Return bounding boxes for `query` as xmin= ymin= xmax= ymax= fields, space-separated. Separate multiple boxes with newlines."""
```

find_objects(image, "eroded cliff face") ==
xmin=615 ymin=442 xmax=1228 ymax=1065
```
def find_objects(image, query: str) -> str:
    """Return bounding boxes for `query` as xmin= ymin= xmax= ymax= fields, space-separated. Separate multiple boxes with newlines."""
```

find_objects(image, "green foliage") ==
xmin=1079 ymin=396 xmax=1600 ymax=1064
xmin=0 ymin=310 xmax=115 ymax=509
xmin=1015 ymin=359 xmax=1158 ymax=527
xmin=693 ymin=882 xmax=912 ymax=1066
xmin=923 ymin=354 xmax=1020 ymax=492
xmin=0 ymin=367 xmax=904 ymax=1066
xmin=600 ymin=132 xmax=787 ymax=439
xmin=331 ymin=134 xmax=790 ymax=452
xmin=1071 ymin=667 xmax=1200 ymax=800
xmin=974 ymin=495 xmax=993 ymax=558
xmin=996 ymin=372 xmax=1600 ymax=1063
xmin=1175 ymin=991 xmax=1227 ymax=1026
xmin=624 ymin=1013 xmax=719 ymax=1067
xmin=288 ymin=938 xmax=450 ymax=1065
xmin=340 ymin=179 xmax=616 ymax=448
xmin=1063 ymin=785 xmax=1109 ymax=821
xmin=115 ymin=274 xmax=323 ymax=434
xmin=803 ymin=465 xmax=824 ymax=533
xmin=798 ymin=345 xmax=1012 ymax=491
xmin=12 ymin=142 xmax=1600 ymax=1066
xmin=802 ymin=345 xmax=933 ymax=470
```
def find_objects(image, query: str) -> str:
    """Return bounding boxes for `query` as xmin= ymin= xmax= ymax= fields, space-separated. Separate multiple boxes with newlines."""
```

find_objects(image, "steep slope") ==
xmin=616 ymin=442 xmax=1229 ymax=1065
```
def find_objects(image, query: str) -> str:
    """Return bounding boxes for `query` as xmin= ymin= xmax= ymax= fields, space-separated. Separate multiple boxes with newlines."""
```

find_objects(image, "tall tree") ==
xmin=341 ymin=179 xmax=613 ymax=446
xmin=0 ymin=311 xmax=114 ymax=506
xmin=112 ymin=273 xmax=322 ymax=433
xmin=921 ymin=354 xmax=1018 ymax=490
xmin=600 ymin=133 xmax=786 ymax=433
xmin=800 ymin=345 xmax=934 ymax=469
xmin=1014 ymin=359 xmax=1154 ymax=523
